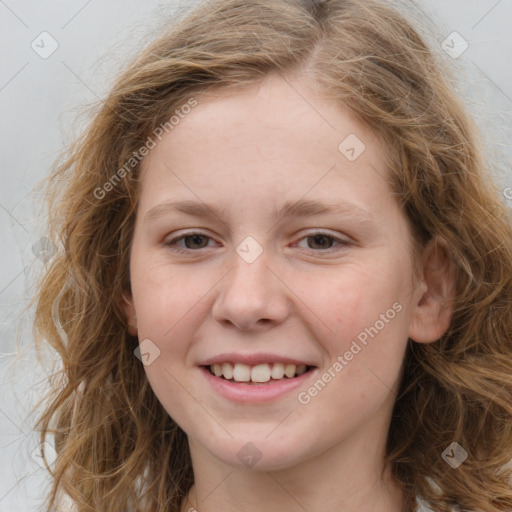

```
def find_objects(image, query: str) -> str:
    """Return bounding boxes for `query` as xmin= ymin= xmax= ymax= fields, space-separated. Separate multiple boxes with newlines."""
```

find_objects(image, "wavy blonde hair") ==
xmin=32 ymin=0 xmax=512 ymax=511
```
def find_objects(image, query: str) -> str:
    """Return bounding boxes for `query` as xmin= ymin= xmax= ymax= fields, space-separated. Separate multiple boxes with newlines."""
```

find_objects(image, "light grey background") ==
xmin=0 ymin=1 xmax=511 ymax=511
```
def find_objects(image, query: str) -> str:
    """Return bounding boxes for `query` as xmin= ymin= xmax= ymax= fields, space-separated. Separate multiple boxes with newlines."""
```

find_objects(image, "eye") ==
xmin=163 ymin=230 xmax=350 ymax=254
xmin=164 ymin=232 xmax=216 ymax=253
xmin=295 ymin=230 xmax=350 ymax=252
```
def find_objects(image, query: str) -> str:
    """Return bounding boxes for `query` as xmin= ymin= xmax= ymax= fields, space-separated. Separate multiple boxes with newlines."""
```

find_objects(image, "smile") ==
xmin=207 ymin=362 xmax=310 ymax=383
xmin=200 ymin=363 xmax=318 ymax=404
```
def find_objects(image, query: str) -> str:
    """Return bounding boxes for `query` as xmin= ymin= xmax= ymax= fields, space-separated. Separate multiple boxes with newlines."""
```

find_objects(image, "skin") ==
xmin=123 ymin=72 xmax=455 ymax=512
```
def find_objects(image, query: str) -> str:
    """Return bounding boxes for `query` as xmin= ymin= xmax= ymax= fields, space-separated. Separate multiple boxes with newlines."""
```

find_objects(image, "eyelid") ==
xmin=295 ymin=228 xmax=351 ymax=242
xmin=164 ymin=229 xmax=216 ymax=249
xmin=292 ymin=229 xmax=351 ymax=251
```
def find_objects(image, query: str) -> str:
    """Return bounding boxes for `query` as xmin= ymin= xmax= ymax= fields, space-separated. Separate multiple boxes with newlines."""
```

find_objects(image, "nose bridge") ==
xmin=230 ymin=233 xmax=273 ymax=287
xmin=233 ymin=245 xmax=272 ymax=292
xmin=212 ymin=237 xmax=288 ymax=329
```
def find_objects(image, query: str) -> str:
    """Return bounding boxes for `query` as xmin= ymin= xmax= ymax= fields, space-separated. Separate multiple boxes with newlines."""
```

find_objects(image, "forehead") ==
xmin=137 ymin=74 xmax=392 ymax=213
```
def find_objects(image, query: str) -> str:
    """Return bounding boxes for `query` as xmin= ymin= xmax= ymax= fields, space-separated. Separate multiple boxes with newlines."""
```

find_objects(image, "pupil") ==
xmin=186 ymin=235 xmax=207 ymax=249
xmin=310 ymin=235 xmax=331 ymax=249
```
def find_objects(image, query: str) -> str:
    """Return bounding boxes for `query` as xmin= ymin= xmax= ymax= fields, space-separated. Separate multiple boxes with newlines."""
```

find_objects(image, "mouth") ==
xmin=203 ymin=362 xmax=316 ymax=385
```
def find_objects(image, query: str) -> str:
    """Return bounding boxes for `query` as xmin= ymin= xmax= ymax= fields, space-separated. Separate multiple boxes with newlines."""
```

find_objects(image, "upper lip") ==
xmin=198 ymin=353 xmax=316 ymax=367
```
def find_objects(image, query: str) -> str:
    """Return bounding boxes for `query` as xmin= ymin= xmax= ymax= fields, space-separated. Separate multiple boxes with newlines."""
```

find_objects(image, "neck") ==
xmin=182 ymin=471 xmax=404 ymax=512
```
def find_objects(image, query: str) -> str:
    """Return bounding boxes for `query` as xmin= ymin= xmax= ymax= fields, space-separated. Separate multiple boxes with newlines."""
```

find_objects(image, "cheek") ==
xmin=130 ymin=249 xmax=207 ymax=340
xmin=296 ymin=261 xmax=406 ymax=353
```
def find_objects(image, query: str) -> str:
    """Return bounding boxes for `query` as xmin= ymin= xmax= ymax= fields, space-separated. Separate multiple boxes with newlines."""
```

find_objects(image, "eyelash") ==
xmin=164 ymin=230 xmax=351 ymax=255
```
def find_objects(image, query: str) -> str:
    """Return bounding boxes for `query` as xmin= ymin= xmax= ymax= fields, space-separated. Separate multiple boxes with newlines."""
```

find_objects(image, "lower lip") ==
xmin=199 ymin=366 xmax=317 ymax=404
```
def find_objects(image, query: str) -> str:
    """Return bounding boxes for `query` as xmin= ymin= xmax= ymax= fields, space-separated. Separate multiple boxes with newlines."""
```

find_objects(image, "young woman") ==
xmin=32 ymin=0 xmax=512 ymax=511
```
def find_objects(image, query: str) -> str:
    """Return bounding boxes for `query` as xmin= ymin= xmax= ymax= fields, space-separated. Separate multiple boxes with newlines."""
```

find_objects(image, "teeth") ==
xmin=271 ymin=363 xmax=285 ymax=379
xmin=221 ymin=362 xmax=233 ymax=380
xmin=232 ymin=363 xmax=251 ymax=382
xmin=209 ymin=362 xmax=310 ymax=382
xmin=284 ymin=364 xmax=296 ymax=378
xmin=296 ymin=364 xmax=307 ymax=376
xmin=251 ymin=364 xmax=271 ymax=383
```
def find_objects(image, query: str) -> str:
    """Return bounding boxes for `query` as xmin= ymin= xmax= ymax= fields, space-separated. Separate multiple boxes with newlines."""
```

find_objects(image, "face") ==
xmin=124 ymin=73 xmax=433 ymax=472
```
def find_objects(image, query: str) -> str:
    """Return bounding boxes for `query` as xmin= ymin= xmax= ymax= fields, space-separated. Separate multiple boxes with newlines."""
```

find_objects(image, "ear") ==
xmin=408 ymin=237 xmax=456 ymax=344
xmin=120 ymin=290 xmax=138 ymax=337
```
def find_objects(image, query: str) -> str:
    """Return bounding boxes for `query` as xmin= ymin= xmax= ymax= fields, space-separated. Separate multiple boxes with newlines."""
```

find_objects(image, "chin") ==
xmin=194 ymin=432 xmax=315 ymax=472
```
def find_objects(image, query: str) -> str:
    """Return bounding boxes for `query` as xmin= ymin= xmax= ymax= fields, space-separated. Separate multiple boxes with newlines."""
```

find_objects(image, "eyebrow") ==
xmin=144 ymin=198 xmax=374 ymax=225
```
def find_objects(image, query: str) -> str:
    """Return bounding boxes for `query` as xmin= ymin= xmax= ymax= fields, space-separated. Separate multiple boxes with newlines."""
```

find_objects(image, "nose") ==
xmin=212 ymin=247 xmax=290 ymax=331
